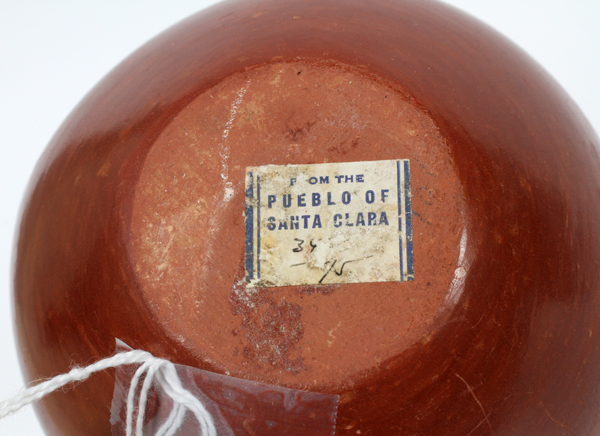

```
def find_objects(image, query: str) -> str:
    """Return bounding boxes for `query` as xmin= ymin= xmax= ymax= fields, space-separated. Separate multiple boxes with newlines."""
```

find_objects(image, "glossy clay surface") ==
xmin=14 ymin=0 xmax=600 ymax=435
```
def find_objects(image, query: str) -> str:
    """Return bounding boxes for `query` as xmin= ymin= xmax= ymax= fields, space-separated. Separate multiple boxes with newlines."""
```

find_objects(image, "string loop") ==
xmin=0 ymin=350 xmax=217 ymax=436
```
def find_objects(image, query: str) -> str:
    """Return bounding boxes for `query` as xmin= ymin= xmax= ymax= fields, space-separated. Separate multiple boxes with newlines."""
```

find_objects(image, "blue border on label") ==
xmin=404 ymin=160 xmax=414 ymax=279
xmin=396 ymin=161 xmax=404 ymax=280
xmin=257 ymin=175 xmax=261 ymax=279
xmin=244 ymin=172 xmax=254 ymax=281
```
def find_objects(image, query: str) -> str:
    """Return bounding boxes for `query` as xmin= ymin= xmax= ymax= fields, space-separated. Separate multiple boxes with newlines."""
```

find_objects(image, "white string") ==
xmin=155 ymin=363 xmax=215 ymax=436
xmin=155 ymin=403 xmax=184 ymax=436
xmin=0 ymin=350 xmax=218 ymax=436
xmin=134 ymin=362 xmax=160 ymax=436
xmin=126 ymin=359 xmax=154 ymax=435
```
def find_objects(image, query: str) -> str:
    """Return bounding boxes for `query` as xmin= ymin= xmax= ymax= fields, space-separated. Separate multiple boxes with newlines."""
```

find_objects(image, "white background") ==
xmin=1 ymin=1 xmax=599 ymax=435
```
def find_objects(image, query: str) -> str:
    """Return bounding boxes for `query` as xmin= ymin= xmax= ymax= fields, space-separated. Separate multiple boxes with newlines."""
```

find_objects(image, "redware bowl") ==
xmin=13 ymin=0 xmax=600 ymax=435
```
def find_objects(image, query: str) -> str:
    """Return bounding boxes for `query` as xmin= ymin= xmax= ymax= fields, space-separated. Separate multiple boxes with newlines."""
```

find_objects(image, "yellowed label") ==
xmin=244 ymin=160 xmax=414 ymax=288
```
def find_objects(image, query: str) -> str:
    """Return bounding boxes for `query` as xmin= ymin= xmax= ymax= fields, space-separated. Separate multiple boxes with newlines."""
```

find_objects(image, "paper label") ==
xmin=244 ymin=160 xmax=414 ymax=288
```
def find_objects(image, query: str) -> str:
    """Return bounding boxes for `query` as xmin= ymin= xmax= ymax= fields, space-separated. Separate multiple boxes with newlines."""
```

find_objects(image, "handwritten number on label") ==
xmin=318 ymin=255 xmax=374 ymax=284
xmin=319 ymin=259 xmax=354 ymax=284
xmin=293 ymin=239 xmax=317 ymax=253
xmin=293 ymin=238 xmax=304 ymax=253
